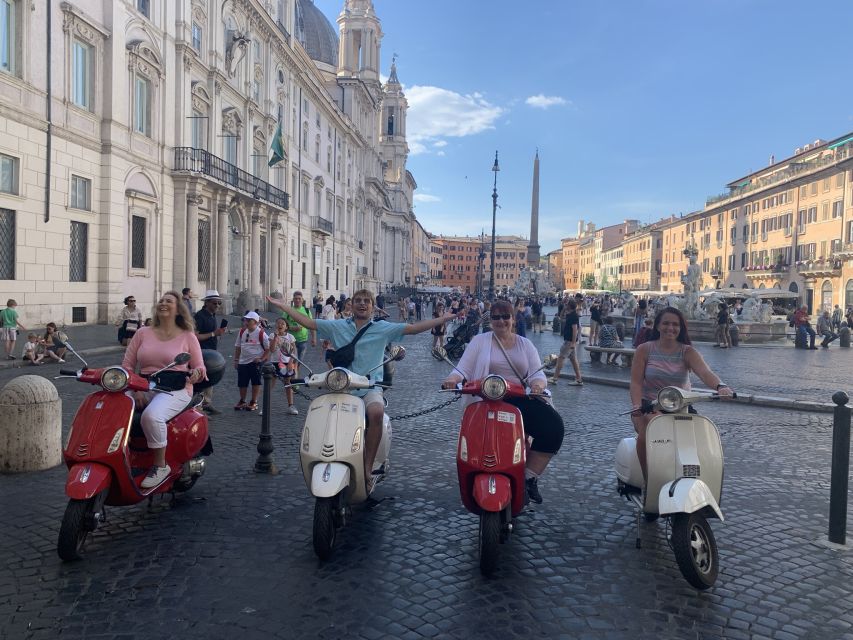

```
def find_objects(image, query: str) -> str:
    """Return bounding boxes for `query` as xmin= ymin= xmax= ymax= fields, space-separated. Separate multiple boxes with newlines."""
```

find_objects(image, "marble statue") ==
xmin=680 ymin=247 xmax=703 ymax=320
xmin=739 ymin=293 xmax=763 ymax=322
xmin=620 ymin=292 xmax=637 ymax=317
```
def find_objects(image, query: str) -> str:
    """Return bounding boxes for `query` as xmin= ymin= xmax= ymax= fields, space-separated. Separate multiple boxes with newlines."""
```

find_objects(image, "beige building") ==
xmin=0 ymin=0 xmax=422 ymax=324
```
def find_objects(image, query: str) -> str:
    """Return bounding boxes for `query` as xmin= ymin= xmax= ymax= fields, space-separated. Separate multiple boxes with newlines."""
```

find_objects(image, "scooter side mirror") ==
xmin=431 ymin=346 xmax=448 ymax=361
xmin=174 ymin=353 xmax=191 ymax=365
xmin=389 ymin=345 xmax=406 ymax=361
xmin=542 ymin=354 xmax=557 ymax=368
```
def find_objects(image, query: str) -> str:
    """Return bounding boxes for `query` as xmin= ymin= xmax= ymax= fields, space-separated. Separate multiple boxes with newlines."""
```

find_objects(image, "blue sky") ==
xmin=314 ymin=0 xmax=853 ymax=254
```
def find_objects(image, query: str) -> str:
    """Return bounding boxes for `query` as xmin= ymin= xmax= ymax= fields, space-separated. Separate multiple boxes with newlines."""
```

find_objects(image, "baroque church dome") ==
xmin=295 ymin=0 xmax=339 ymax=67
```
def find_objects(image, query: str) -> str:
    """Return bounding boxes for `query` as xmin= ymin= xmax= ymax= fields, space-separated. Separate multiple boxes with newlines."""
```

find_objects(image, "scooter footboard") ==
xmin=472 ymin=473 xmax=512 ymax=513
xmin=658 ymin=478 xmax=724 ymax=521
xmin=65 ymin=463 xmax=112 ymax=500
xmin=310 ymin=462 xmax=351 ymax=498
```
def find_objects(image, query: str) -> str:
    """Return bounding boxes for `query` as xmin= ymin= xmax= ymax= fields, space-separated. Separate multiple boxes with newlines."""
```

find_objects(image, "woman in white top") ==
xmin=441 ymin=299 xmax=565 ymax=505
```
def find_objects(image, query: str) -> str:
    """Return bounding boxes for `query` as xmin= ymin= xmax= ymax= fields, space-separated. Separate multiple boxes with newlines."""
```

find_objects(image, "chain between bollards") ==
xmin=828 ymin=390 xmax=850 ymax=545
xmin=254 ymin=362 xmax=278 ymax=474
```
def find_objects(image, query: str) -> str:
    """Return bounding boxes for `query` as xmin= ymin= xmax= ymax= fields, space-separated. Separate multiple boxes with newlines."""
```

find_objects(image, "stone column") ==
xmin=250 ymin=211 xmax=262 ymax=300
xmin=216 ymin=199 xmax=230 ymax=296
xmin=186 ymin=193 xmax=202 ymax=292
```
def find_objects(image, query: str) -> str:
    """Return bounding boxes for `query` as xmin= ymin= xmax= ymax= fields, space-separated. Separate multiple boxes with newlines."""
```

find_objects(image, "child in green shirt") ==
xmin=1 ymin=299 xmax=25 ymax=360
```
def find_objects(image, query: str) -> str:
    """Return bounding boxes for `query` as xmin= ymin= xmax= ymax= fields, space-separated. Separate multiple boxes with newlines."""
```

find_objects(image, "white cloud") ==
xmin=525 ymin=94 xmax=568 ymax=109
xmin=406 ymin=85 xmax=504 ymax=155
xmin=414 ymin=193 xmax=442 ymax=203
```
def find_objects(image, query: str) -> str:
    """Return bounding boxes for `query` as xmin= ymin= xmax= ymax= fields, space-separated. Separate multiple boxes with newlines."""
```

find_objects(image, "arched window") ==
xmin=821 ymin=279 xmax=833 ymax=312
xmin=846 ymin=280 xmax=853 ymax=309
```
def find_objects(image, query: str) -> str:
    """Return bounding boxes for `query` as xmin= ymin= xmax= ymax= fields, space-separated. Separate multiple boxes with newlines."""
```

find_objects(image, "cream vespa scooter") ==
xmin=615 ymin=386 xmax=733 ymax=590
xmin=288 ymin=347 xmax=405 ymax=560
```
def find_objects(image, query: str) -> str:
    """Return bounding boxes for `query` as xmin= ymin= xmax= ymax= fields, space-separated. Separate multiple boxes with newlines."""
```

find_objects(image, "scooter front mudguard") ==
xmin=310 ymin=462 xmax=351 ymax=499
xmin=658 ymin=478 xmax=724 ymax=521
xmin=65 ymin=463 xmax=112 ymax=500
xmin=472 ymin=473 xmax=512 ymax=513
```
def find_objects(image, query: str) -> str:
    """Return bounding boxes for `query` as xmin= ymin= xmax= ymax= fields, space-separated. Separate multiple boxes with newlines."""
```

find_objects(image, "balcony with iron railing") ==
xmin=173 ymin=147 xmax=289 ymax=210
xmin=706 ymin=141 xmax=852 ymax=206
xmin=833 ymin=242 xmax=853 ymax=258
xmin=311 ymin=216 xmax=334 ymax=236
xmin=795 ymin=258 xmax=842 ymax=278
xmin=743 ymin=263 xmax=790 ymax=276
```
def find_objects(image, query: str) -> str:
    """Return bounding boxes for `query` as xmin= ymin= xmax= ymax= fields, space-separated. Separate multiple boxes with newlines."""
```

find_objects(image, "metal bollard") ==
xmin=253 ymin=362 xmax=278 ymax=474
xmin=828 ymin=391 xmax=851 ymax=544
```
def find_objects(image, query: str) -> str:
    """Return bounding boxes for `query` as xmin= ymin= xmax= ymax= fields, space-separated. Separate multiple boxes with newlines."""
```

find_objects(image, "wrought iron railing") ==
xmin=311 ymin=216 xmax=333 ymax=235
xmin=173 ymin=147 xmax=289 ymax=210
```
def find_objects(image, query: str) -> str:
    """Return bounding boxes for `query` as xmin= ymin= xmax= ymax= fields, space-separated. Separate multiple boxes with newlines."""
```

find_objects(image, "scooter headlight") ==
xmin=325 ymin=368 xmax=350 ymax=392
xmin=101 ymin=367 xmax=129 ymax=392
xmin=658 ymin=386 xmax=685 ymax=413
xmin=481 ymin=375 xmax=508 ymax=401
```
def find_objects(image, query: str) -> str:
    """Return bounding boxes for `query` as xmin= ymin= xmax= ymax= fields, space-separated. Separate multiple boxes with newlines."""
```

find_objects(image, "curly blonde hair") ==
xmin=152 ymin=290 xmax=196 ymax=332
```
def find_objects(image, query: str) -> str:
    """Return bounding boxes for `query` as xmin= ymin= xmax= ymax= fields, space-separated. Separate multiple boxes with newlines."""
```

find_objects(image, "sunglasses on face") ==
xmin=352 ymin=298 xmax=372 ymax=304
xmin=127 ymin=300 xmax=136 ymax=303
xmin=490 ymin=314 xmax=512 ymax=321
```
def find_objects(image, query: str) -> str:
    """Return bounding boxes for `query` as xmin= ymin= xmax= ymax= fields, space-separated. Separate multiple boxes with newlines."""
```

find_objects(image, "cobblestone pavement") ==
xmin=2 ymin=317 xmax=853 ymax=639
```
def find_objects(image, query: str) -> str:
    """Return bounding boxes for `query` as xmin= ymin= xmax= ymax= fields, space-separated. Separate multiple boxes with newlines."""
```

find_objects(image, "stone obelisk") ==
xmin=527 ymin=150 xmax=541 ymax=268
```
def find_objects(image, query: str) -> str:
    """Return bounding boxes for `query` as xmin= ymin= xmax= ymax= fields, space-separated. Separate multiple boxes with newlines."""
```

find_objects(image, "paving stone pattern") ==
xmin=1 ymin=317 xmax=853 ymax=639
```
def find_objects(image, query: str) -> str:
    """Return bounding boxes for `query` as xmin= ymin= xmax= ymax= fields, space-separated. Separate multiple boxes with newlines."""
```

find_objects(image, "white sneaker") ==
xmin=57 ymin=359 xmax=66 ymax=363
xmin=141 ymin=464 xmax=171 ymax=489
xmin=287 ymin=405 xmax=299 ymax=415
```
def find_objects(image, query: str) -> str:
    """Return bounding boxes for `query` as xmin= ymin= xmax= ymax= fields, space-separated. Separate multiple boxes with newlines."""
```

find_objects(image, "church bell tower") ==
xmin=380 ymin=58 xmax=408 ymax=183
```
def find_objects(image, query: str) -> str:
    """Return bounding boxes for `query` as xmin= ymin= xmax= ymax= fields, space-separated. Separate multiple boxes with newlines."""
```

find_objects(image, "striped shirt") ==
xmin=641 ymin=341 xmax=692 ymax=402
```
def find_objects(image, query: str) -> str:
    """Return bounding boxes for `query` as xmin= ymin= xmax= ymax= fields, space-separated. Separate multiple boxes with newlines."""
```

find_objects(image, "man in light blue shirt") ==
xmin=267 ymin=289 xmax=456 ymax=477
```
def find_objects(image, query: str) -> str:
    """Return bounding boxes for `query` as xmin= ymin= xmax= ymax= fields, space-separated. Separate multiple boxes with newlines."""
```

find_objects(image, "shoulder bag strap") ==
xmin=491 ymin=334 xmax=527 ymax=385
xmin=347 ymin=321 xmax=373 ymax=349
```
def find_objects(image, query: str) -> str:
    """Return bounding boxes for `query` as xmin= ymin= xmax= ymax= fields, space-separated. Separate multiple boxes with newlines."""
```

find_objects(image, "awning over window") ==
xmin=828 ymin=135 xmax=853 ymax=150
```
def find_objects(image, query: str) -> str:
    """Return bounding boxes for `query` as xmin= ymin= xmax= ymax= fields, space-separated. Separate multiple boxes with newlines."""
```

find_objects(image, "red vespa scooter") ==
xmin=56 ymin=347 xmax=224 ymax=561
xmin=434 ymin=347 xmax=554 ymax=575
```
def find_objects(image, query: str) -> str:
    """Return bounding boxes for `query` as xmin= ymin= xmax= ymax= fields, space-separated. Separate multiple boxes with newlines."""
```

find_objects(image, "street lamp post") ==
xmin=488 ymin=151 xmax=500 ymax=300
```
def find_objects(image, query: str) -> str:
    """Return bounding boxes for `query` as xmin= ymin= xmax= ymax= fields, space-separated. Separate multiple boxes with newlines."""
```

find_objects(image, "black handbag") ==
xmin=328 ymin=322 xmax=373 ymax=369
xmin=149 ymin=370 xmax=189 ymax=391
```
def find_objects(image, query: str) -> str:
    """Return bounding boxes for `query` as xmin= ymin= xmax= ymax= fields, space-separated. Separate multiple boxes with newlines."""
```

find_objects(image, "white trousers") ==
xmin=138 ymin=388 xmax=192 ymax=449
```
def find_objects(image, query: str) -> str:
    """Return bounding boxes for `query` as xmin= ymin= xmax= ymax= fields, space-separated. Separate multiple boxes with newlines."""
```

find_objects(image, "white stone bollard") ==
xmin=0 ymin=375 xmax=62 ymax=473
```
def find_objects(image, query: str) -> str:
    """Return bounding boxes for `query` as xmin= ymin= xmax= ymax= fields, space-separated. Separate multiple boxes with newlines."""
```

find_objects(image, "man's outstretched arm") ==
xmin=266 ymin=296 xmax=318 ymax=330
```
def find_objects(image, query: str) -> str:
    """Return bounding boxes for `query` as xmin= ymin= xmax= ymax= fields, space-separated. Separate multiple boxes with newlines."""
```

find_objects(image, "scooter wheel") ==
xmin=313 ymin=497 xmax=337 ymax=560
xmin=670 ymin=512 xmax=719 ymax=589
xmin=57 ymin=492 xmax=105 ymax=562
xmin=478 ymin=511 xmax=501 ymax=576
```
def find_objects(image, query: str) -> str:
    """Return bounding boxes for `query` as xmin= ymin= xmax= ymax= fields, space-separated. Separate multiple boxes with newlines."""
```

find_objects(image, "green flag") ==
xmin=268 ymin=121 xmax=285 ymax=167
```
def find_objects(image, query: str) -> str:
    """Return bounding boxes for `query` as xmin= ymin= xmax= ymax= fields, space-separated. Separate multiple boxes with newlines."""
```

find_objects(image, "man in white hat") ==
xmin=195 ymin=290 xmax=227 ymax=414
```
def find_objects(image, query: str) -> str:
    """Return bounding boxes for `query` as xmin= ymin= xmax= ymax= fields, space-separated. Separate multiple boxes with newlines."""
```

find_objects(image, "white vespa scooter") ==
xmin=289 ymin=346 xmax=405 ymax=560
xmin=615 ymin=386 xmax=732 ymax=590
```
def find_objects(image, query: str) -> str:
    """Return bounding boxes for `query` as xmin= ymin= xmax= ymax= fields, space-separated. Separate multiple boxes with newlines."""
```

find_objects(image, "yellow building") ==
xmin=698 ymin=132 xmax=853 ymax=311
xmin=622 ymin=224 xmax=663 ymax=291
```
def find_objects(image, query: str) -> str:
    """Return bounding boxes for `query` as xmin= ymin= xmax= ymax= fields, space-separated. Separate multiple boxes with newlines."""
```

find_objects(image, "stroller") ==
xmin=444 ymin=317 xmax=483 ymax=360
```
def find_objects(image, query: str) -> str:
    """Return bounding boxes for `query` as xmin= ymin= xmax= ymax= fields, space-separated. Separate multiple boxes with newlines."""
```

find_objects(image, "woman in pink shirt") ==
xmin=123 ymin=291 xmax=206 ymax=488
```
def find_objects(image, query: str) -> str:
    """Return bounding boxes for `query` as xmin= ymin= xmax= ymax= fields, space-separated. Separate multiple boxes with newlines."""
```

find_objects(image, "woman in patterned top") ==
xmin=629 ymin=307 xmax=733 ymax=479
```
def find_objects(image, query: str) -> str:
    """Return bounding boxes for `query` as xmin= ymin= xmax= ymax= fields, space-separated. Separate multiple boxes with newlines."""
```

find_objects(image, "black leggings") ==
xmin=504 ymin=396 xmax=565 ymax=454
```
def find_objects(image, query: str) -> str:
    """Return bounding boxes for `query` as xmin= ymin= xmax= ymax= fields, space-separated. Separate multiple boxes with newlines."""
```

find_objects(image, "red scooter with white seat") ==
xmin=56 ymin=346 xmax=224 ymax=561
xmin=434 ymin=346 xmax=554 ymax=575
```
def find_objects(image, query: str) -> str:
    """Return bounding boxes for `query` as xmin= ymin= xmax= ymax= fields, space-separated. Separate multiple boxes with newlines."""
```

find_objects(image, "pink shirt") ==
xmin=122 ymin=327 xmax=205 ymax=392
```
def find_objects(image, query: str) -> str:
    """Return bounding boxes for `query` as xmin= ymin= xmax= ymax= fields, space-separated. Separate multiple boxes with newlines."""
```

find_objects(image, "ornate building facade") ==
xmin=0 ymin=0 xmax=419 ymax=324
